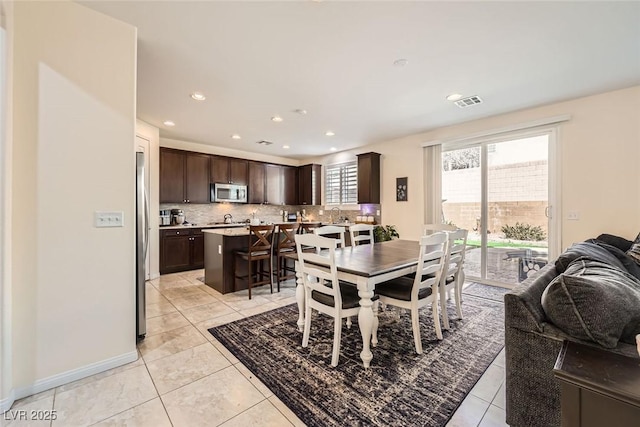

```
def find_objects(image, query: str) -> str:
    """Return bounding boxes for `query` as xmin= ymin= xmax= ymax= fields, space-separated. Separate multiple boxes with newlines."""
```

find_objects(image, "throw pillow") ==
xmin=596 ymin=233 xmax=634 ymax=252
xmin=626 ymin=232 xmax=640 ymax=265
xmin=541 ymin=258 xmax=640 ymax=348
xmin=555 ymin=241 xmax=625 ymax=274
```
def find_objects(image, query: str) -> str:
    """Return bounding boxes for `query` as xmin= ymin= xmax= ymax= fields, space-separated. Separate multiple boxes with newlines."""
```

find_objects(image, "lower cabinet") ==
xmin=160 ymin=228 xmax=205 ymax=274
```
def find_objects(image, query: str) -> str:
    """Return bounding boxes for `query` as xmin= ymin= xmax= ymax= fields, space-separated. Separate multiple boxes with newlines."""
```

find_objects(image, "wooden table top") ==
xmin=286 ymin=239 xmax=419 ymax=278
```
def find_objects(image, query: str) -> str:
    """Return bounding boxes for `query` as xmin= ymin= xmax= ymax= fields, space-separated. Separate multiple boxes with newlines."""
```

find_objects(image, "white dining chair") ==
xmin=313 ymin=225 xmax=346 ymax=248
xmin=349 ymin=224 xmax=374 ymax=246
xmin=439 ymin=228 xmax=468 ymax=330
xmin=374 ymin=232 xmax=448 ymax=354
xmin=296 ymin=233 xmax=378 ymax=367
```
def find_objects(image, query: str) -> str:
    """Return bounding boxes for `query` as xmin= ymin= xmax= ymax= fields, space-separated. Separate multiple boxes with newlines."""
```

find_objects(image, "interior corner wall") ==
xmin=303 ymin=86 xmax=640 ymax=246
xmin=11 ymin=1 xmax=137 ymax=391
xmin=136 ymin=120 xmax=160 ymax=279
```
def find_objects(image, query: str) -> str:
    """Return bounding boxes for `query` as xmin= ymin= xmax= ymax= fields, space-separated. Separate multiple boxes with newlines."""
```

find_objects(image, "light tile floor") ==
xmin=7 ymin=269 xmax=508 ymax=427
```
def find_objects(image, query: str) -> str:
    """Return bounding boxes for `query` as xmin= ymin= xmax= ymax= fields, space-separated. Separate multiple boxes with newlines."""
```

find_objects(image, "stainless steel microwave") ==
xmin=211 ymin=183 xmax=248 ymax=203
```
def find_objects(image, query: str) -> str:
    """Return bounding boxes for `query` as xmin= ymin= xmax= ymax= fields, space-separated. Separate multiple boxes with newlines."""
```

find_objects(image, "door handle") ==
xmin=545 ymin=206 xmax=551 ymax=218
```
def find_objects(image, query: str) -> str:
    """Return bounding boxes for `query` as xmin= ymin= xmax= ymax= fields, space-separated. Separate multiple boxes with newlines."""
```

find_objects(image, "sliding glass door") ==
xmin=442 ymin=133 xmax=554 ymax=286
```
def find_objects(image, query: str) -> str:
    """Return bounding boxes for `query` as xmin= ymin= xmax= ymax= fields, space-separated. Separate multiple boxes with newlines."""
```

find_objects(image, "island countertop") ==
xmin=203 ymin=227 xmax=250 ymax=237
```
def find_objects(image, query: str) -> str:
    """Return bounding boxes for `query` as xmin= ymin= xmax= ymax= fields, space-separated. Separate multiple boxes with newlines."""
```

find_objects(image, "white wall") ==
xmin=10 ymin=1 xmax=137 ymax=394
xmin=304 ymin=86 xmax=640 ymax=247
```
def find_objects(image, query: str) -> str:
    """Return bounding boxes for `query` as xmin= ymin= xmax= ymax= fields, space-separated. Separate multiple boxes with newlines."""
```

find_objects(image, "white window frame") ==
xmin=324 ymin=161 xmax=358 ymax=207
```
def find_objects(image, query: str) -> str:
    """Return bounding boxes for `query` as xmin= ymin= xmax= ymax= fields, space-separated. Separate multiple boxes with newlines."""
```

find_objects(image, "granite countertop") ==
xmin=203 ymin=227 xmax=251 ymax=236
xmin=159 ymin=223 xmax=246 ymax=230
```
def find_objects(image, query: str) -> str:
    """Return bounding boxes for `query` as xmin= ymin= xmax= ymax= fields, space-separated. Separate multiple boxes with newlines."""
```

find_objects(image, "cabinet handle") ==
xmin=176 ymin=232 xmax=180 ymax=235
xmin=186 ymin=199 xmax=190 ymax=203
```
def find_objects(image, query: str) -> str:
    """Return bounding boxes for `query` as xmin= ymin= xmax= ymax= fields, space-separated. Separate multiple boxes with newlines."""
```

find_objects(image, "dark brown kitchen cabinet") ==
xmin=283 ymin=166 xmax=298 ymax=205
xmin=298 ymin=164 xmax=321 ymax=205
xmin=265 ymin=164 xmax=282 ymax=205
xmin=159 ymin=148 xmax=210 ymax=203
xmin=210 ymin=156 xmax=248 ymax=185
xmin=248 ymin=161 xmax=266 ymax=204
xmin=160 ymin=228 xmax=205 ymax=274
xmin=357 ymin=152 xmax=381 ymax=204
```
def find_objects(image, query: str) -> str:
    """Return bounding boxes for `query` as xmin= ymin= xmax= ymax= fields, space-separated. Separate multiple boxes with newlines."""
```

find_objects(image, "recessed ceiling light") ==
xmin=190 ymin=92 xmax=206 ymax=101
xmin=271 ymin=116 xmax=283 ymax=122
xmin=393 ymin=58 xmax=409 ymax=67
xmin=231 ymin=134 xmax=241 ymax=140
xmin=446 ymin=93 xmax=463 ymax=101
xmin=330 ymin=147 xmax=337 ymax=152
xmin=325 ymin=131 xmax=335 ymax=136
xmin=282 ymin=145 xmax=290 ymax=149
xmin=294 ymin=109 xmax=307 ymax=115
xmin=163 ymin=120 xmax=175 ymax=127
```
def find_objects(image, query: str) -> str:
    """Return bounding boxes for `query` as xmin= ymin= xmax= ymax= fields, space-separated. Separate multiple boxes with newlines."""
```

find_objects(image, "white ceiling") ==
xmin=80 ymin=1 xmax=640 ymax=159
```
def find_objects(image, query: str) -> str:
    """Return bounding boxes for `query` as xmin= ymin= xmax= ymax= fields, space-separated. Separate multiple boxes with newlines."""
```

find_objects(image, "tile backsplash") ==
xmin=159 ymin=203 xmax=381 ymax=226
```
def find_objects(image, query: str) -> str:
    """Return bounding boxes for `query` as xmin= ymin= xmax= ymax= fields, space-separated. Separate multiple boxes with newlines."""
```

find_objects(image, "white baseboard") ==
xmin=150 ymin=272 xmax=160 ymax=280
xmin=4 ymin=350 xmax=138 ymax=411
xmin=0 ymin=389 xmax=16 ymax=413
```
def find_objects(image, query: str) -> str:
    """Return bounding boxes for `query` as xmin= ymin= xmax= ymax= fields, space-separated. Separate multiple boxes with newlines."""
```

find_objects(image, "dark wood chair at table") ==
xmin=234 ymin=224 xmax=276 ymax=299
xmin=273 ymin=222 xmax=300 ymax=290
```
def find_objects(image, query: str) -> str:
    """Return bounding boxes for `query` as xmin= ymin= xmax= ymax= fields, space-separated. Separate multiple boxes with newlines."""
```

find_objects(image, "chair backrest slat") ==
xmin=314 ymin=225 xmax=346 ymax=248
xmin=413 ymin=232 xmax=448 ymax=297
xmin=248 ymin=224 xmax=275 ymax=254
xmin=349 ymin=224 xmax=374 ymax=246
xmin=295 ymin=234 xmax=342 ymax=302
xmin=276 ymin=222 xmax=300 ymax=252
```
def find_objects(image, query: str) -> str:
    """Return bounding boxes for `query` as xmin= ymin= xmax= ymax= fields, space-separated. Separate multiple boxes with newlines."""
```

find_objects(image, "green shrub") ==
xmin=501 ymin=222 xmax=546 ymax=241
xmin=373 ymin=225 xmax=400 ymax=242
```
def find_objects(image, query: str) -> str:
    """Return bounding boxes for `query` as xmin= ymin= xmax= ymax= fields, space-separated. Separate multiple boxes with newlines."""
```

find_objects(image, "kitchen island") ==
xmin=203 ymin=227 xmax=252 ymax=294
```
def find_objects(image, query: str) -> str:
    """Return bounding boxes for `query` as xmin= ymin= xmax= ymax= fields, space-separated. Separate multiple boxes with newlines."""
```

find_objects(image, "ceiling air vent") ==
xmin=256 ymin=140 xmax=273 ymax=146
xmin=454 ymin=95 xmax=483 ymax=108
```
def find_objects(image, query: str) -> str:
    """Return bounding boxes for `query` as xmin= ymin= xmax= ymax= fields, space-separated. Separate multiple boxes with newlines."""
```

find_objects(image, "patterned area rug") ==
xmin=462 ymin=282 xmax=511 ymax=302
xmin=209 ymin=286 xmax=504 ymax=427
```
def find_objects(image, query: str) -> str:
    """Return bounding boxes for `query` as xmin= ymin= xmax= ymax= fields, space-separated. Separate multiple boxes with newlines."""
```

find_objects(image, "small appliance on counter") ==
xmin=223 ymin=214 xmax=233 ymax=224
xmin=171 ymin=209 xmax=185 ymax=225
xmin=160 ymin=209 xmax=171 ymax=226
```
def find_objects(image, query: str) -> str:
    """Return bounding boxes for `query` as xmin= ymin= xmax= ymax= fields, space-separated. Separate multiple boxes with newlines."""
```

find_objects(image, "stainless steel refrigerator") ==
xmin=136 ymin=152 xmax=149 ymax=341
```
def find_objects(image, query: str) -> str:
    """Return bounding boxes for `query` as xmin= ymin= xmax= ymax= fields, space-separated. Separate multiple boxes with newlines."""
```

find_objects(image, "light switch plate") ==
xmin=567 ymin=211 xmax=580 ymax=220
xmin=95 ymin=211 xmax=124 ymax=227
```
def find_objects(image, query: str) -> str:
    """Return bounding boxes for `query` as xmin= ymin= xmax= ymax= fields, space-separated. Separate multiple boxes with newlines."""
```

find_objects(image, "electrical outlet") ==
xmin=567 ymin=211 xmax=580 ymax=220
xmin=376 ymin=210 xmax=380 ymax=216
xmin=319 ymin=210 xmax=324 ymax=215
xmin=95 ymin=211 xmax=124 ymax=228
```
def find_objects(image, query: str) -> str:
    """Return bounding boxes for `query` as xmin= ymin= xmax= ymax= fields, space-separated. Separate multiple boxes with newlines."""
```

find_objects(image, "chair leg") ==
xmin=331 ymin=315 xmax=342 ymax=367
xmin=432 ymin=300 xmax=443 ymax=340
xmin=248 ymin=258 xmax=253 ymax=300
xmin=302 ymin=302 xmax=312 ymax=348
xmin=440 ymin=285 xmax=451 ymax=330
xmin=372 ymin=300 xmax=379 ymax=347
xmin=411 ymin=307 xmax=423 ymax=354
xmin=455 ymin=275 xmax=464 ymax=319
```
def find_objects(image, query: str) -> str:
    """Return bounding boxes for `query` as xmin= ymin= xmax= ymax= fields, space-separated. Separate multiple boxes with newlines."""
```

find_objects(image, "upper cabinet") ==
xmin=357 ymin=152 xmax=381 ymax=204
xmin=282 ymin=166 xmax=298 ymax=205
xmin=160 ymin=148 xmax=210 ymax=203
xmin=265 ymin=164 xmax=283 ymax=205
xmin=298 ymin=164 xmax=321 ymax=205
xmin=210 ymin=156 xmax=248 ymax=185
xmin=248 ymin=161 xmax=266 ymax=204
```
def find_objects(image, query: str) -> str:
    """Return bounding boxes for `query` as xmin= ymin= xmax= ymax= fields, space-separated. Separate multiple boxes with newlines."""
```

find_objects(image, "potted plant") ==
xmin=373 ymin=225 xmax=399 ymax=243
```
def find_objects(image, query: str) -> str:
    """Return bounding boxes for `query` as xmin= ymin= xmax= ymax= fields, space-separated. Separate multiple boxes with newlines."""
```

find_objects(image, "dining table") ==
xmin=288 ymin=239 xmax=421 ymax=368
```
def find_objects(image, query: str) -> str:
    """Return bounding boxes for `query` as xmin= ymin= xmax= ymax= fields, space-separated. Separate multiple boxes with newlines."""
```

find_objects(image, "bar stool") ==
xmin=234 ymin=224 xmax=275 ymax=299
xmin=273 ymin=222 xmax=300 ymax=290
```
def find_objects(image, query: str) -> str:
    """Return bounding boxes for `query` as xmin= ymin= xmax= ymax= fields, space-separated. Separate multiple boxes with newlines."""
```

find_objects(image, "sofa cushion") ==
xmin=588 ymin=238 xmax=640 ymax=280
xmin=555 ymin=241 xmax=625 ymax=273
xmin=626 ymin=232 xmax=640 ymax=265
xmin=541 ymin=258 xmax=640 ymax=348
xmin=596 ymin=233 xmax=633 ymax=252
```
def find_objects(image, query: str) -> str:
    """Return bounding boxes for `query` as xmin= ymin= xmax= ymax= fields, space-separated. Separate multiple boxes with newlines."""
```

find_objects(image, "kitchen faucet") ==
xmin=330 ymin=207 xmax=341 ymax=223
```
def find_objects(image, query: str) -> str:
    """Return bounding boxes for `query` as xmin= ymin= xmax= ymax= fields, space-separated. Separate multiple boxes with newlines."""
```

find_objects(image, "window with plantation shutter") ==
xmin=325 ymin=161 xmax=357 ymax=205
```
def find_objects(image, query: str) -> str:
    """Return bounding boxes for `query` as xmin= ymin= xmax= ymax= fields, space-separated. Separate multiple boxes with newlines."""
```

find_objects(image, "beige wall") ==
xmin=10 ymin=0 xmax=137 ymax=392
xmin=304 ymin=86 xmax=640 ymax=247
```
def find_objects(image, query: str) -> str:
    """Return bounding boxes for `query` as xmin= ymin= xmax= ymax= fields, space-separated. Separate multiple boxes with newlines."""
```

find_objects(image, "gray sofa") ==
xmin=504 ymin=237 xmax=640 ymax=427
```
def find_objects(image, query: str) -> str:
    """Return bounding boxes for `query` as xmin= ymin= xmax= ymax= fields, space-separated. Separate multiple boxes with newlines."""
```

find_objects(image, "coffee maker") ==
xmin=159 ymin=209 xmax=171 ymax=226
xmin=171 ymin=209 xmax=185 ymax=225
